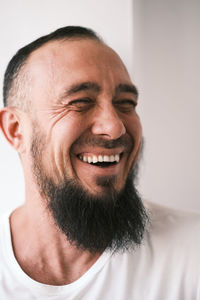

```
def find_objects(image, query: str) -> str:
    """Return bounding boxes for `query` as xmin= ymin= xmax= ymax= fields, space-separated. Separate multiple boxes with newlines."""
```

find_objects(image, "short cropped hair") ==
xmin=3 ymin=26 xmax=102 ymax=108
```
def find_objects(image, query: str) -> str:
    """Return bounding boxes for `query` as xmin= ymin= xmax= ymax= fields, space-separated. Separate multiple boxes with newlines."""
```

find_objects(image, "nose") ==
xmin=91 ymin=103 xmax=126 ymax=139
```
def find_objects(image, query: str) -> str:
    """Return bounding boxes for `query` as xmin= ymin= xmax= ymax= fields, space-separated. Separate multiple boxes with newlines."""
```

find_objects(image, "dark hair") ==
xmin=3 ymin=26 xmax=102 ymax=107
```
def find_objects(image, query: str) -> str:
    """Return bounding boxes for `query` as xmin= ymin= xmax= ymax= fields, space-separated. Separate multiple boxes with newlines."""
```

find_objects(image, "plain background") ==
xmin=134 ymin=0 xmax=200 ymax=211
xmin=0 ymin=0 xmax=199 ymax=216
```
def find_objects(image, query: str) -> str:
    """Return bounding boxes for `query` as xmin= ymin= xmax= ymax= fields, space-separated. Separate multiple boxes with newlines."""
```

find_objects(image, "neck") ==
xmin=10 ymin=193 xmax=102 ymax=285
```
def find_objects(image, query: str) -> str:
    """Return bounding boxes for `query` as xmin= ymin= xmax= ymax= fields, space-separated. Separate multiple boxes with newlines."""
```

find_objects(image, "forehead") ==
xmin=26 ymin=39 xmax=132 ymax=104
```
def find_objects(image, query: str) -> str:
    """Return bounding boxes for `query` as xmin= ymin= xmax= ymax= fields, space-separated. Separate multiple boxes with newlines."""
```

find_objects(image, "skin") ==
xmin=0 ymin=39 xmax=142 ymax=285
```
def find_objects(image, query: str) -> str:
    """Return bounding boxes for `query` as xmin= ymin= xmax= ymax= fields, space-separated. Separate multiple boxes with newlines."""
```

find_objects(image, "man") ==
xmin=0 ymin=26 xmax=199 ymax=299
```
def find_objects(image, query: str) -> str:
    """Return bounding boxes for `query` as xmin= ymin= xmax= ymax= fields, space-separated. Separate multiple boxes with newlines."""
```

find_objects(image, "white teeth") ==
xmin=92 ymin=155 xmax=98 ymax=163
xmin=103 ymin=155 xmax=109 ymax=162
xmin=83 ymin=156 xmax=87 ymax=162
xmin=88 ymin=157 xmax=92 ymax=163
xmin=79 ymin=153 xmax=121 ymax=164
xmin=110 ymin=155 xmax=115 ymax=162
xmin=115 ymin=154 xmax=120 ymax=162
xmin=98 ymin=155 xmax=103 ymax=162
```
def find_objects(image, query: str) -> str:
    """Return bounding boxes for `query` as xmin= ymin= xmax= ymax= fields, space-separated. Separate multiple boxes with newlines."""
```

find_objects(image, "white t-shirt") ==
xmin=0 ymin=202 xmax=200 ymax=300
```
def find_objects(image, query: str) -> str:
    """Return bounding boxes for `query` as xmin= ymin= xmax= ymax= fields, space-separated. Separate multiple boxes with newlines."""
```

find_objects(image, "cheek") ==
xmin=55 ymin=113 xmax=88 ymax=139
xmin=127 ymin=114 xmax=142 ymax=145
xmin=49 ymin=116 xmax=89 ymax=169
xmin=48 ymin=114 xmax=84 ymax=153
xmin=125 ymin=116 xmax=142 ymax=168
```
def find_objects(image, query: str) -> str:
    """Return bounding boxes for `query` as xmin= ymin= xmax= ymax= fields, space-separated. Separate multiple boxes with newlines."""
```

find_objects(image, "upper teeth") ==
xmin=79 ymin=154 xmax=120 ymax=163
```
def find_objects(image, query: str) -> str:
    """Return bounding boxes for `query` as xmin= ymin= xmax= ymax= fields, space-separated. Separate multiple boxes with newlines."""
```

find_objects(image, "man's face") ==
xmin=27 ymin=39 xmax=142 ymax=195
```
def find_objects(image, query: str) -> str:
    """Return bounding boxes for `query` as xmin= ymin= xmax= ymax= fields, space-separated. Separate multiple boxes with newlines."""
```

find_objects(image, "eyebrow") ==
xmin=115 ymin=84 xmax=139 ymax=98
xmin=59 ymin=81 xmax=138 ymax=100
xmin=59 ymin=82 xmax=101 ymax=99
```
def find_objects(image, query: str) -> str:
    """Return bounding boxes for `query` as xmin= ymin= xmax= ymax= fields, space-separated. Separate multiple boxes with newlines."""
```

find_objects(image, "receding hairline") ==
xmin=5 ymin=36 xmax=104 ymax=110
xmin=3 ymin=26 xmax=103 ymax=108
xmin=26 ymin=36 xmax=105 ymax=63
xmin=23 ymin=37 xmax=129 ymax=92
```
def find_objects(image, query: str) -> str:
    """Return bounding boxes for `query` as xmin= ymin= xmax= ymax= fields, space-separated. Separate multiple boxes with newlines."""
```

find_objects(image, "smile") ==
xmin=78 ymin=153 xmax=122 ymax=167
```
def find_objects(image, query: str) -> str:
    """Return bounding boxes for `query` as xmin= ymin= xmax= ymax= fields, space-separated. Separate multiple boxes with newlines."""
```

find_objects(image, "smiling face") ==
xmin=27 ymin=39 xmax=142 ymax=195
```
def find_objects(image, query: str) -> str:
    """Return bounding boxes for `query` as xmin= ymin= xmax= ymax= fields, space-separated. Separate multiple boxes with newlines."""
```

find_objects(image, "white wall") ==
xmin=1 ymin=0 xmax=199 ymax=216
xmin=133 ymin=0 xmax=200 ymax=211
xmin=0 ymin=0 xmax=133 ymax=215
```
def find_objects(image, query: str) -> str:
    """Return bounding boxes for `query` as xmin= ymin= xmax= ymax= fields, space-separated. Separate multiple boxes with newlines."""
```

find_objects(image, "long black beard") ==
xmin=31 ymin=131 xmax=148 ymax=253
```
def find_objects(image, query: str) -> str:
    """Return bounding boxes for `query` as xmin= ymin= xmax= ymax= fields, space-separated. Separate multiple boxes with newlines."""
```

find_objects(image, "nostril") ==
xmin=91 ymin=115 xmax=126 ymax=139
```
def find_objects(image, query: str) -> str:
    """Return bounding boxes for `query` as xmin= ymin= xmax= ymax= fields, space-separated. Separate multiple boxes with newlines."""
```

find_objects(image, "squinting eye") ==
xmin=68 ymin=98 xmax=94 ymax=111
xmin=115 ymin=99 xmax=137 ymax=112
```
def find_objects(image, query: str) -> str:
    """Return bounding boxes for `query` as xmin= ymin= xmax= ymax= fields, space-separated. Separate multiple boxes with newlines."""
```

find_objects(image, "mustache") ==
xmin=72 ymin=134 xmax=134 ymax=151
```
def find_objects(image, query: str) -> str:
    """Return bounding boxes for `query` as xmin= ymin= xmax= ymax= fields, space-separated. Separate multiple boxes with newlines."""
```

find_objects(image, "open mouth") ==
xmin=78 ymin=153 xmax=123 ymax=168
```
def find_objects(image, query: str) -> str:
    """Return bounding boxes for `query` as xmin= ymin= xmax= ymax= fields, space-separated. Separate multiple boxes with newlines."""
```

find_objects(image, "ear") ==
xmin=0 ymin=107 xmax=24 ymax=152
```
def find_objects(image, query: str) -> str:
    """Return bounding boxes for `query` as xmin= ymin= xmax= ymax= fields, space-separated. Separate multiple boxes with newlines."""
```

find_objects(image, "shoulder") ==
xmin=143 ymin=201 xmax=200 ymax=259
xmin=109 ymin=203 xmax=200 ymax=298
xmin=145 ymin=200 xmax=200 ymax=234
